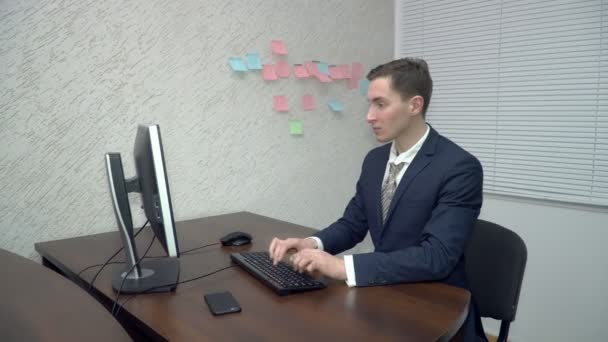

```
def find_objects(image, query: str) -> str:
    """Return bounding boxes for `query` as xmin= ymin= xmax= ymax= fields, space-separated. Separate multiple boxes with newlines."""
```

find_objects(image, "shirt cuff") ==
xmin=306 ymin=237 xmax=324 ymax=251
xmin=344 ymin=255 xmax=357 ymax=287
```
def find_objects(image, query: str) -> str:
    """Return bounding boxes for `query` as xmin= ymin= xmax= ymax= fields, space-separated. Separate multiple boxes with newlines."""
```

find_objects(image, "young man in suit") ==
xmin=269 ymin=58 xmax=486 ymax=341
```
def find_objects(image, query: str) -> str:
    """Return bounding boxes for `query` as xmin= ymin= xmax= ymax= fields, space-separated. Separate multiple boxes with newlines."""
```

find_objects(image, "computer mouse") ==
xmin=220 ymin=231 xmax=252 ymax=246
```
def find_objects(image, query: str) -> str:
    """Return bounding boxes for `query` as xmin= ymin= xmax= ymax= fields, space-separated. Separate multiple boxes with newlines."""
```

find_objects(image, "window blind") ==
xmin=395 ymin=0 xmax=608 ymax=206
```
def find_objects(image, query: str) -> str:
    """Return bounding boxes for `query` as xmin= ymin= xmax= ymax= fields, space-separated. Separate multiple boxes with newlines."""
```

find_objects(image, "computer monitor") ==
xmin=105 ymin=124 xmax=180 ymax=294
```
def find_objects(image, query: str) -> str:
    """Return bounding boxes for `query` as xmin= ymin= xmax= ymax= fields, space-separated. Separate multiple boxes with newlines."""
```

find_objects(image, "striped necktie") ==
xmin=381 ymin=162 xmax=406 ymax=225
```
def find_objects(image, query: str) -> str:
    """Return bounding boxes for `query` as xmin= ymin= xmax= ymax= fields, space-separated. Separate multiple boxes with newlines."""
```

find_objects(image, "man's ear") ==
xmin=409 ymin=95 xmax=424 ymax=116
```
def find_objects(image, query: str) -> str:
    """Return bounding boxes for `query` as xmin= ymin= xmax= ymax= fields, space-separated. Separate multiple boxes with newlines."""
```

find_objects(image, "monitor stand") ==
xmin=111 ymin=258 xmax=179 ymax=294
xmin=105 ymin=152 xmax=180 ymax=294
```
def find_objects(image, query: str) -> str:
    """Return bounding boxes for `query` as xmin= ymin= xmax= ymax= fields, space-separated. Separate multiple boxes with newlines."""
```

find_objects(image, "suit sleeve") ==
xmin=312 ymin=153 xmax=371 ymax=255
xmin=352 ymin=155 xmax=483 ymax=286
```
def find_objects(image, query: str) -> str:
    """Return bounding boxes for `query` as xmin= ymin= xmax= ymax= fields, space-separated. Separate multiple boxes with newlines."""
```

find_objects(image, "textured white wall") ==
xmin=0 ymin=0 xmax=393 ymax=259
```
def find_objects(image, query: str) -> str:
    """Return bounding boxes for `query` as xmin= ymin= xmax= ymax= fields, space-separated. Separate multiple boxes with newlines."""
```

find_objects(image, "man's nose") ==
xmin=366 ymin=108 xmax=376 ymax=123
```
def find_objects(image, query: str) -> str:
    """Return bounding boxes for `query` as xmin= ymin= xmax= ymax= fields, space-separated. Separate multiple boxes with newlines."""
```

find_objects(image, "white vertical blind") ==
xmin=396 ymin=0 xmax=608 ymax=206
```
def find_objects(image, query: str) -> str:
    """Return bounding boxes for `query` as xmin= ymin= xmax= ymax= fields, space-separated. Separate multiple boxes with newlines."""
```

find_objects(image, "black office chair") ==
xmin=465 ymin=219 xmax=527 ymax=342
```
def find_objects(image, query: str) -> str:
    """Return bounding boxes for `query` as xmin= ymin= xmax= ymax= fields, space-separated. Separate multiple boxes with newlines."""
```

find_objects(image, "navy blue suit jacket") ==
xmin=314 ymin=126 xmax=486 ymax=340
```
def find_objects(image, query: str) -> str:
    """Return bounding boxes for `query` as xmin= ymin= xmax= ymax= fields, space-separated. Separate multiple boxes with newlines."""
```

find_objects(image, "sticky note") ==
xmin=316 ymin=72 xmax=332 ymax=83
xmin=329 ymin=65 xmax=342 ymax=79
xmin=302 ymin=94 xmax=315 ymax=111
xmin=359 ymin=79 xmax=370 ymax=95
xmin=275 ymin=61 xmax=290 ymax=78
xmin=328 ymin=99 xmax=345 ymax=112
xmin=317 ymin=62 xmax=330 ymax=75
xmin=246 ymin=53 xmax=262 ymax=70
xmin=351 ymin=62 xmax=364 ymax=79
xmin=273 ymin=95 xmax=289 ymax=112
xmin=304 ymin=61 xmax=319 ymax=76
xmin=289 ymin=120 xmax=303 ymax=135
xmin=340 ymin=64 xmax=351 ymax=79
xmin=271 ymin=40 xmax=288 ymax=55
xmin=262 ymin=64 xmax=278 ymax=81
xmin=229 ymin=57 xmax=247 ymax=72
xmin=294 ymin=64 xmax=310 ymax=78
xmin=348 ymin=77 xmax=358 ymax=89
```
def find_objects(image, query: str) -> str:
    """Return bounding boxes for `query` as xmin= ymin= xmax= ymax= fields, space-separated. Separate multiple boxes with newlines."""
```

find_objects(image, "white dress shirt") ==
xmin=308 ymin=124 xmax=430 ymax=286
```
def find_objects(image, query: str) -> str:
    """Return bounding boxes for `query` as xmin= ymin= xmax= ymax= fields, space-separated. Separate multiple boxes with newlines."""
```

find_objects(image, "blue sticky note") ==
xmin=327 ymin=99 xmax=344 ymax=112
xmin=236 ymin=60 xmax=247 ymax=71
xmin=317 ymin=62 xmax=330 ymax=75
xmin=246 ymin=53 xmax=262 ymax=70
xmin=229 ymin=57 xmax=247 ymax=72
xmin=359 ymin=78 xmax=370 ymax=95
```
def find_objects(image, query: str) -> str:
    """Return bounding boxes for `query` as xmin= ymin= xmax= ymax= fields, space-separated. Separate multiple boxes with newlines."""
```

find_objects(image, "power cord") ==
xmin=180 ymin=242 xmax=220 ymax=254
xmin=84 ymin=220 xmax=149 ymax=292
xmin=77 ymin=261 xmax=125 ymax=280
xmin=113 ymin=264 xmax=235 ymax=317
xmin=78 ymin=242 xmax=222 ymax=278
xmin=78 ymin=242 xmax=220 ymax=290
xmin=111 ymin=233 xmax=156 ymax=316
xmin=76 ymin=223 xmax=224 ymax=315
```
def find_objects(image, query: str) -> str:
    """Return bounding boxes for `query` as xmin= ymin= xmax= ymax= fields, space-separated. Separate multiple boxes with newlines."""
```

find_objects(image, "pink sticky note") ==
xmin=315 ymin=72 xmax=332 ymax=83
xmin=276 ymin=61 xmax=290 ymax=78
xmin=262 ymin=64 xmax=278 ymax=81
xmin=348 ymin=77 xmax=359 ymax=89
xmin=293 ymin=64 xmax=309 ymax=78
xmin=302 ymin=94 xmax=315 ymax=111
xmin=304 ymin=61 xmax=319 ymax=76
xmin=271 ymin=40 xmax=288 ymax=55
xmin=273 ymin=95 xmax=288 ymax=112
xmin=329 ymin=65 xmax=342 ymax=79
xmin=340 ymin=64 xmax=351 ymax=79
xmin=351 ymin=62 xmax=364 ymax=79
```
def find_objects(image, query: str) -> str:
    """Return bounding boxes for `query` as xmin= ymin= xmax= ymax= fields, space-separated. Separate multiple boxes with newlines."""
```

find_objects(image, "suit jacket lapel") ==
xmin=383 ymin=127 xmax=440 ymax=228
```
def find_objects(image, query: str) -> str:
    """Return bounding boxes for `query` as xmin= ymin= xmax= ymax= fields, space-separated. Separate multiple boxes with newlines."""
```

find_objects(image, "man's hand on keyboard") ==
xmin=269 ymin=237 xmax=317 ymax=266
xmin=290 ymin=249 xmax=347 ymax=281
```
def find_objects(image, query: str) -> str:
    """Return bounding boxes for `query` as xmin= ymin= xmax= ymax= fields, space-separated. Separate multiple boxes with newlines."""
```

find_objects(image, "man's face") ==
xmin=366 ymin=76 xmax=415 ymax=143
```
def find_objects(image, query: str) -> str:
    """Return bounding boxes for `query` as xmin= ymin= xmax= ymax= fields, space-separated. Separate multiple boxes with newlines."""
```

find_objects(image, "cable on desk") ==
xmin=84 ymin=220 xmax=149 ymax=292
xmin=112 ymin=264 xmax=236 ymax=317
xmin=111 ymin=233 xmax=156 ymax=316
xmin=78 ymin=240 xmax=220 ymax=284
xmin=78 ymin=261 xmax=124 ymax=276
xmin=180 ymin=242 xmax=220 ymax=254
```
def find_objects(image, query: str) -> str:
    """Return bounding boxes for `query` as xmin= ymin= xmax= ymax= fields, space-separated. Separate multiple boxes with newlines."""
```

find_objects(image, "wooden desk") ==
xmin=35 ymin=212 xmax=470 ymax=341
xmin=0 ymin=248 xmax=131 ymax=341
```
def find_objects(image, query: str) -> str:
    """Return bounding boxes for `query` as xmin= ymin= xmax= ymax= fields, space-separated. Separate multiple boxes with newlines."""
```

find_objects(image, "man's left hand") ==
xmin=290 ymin=249 xmax=347 ymax=281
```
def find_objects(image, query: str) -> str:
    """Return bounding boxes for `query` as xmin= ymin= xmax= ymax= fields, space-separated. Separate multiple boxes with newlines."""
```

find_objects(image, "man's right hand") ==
xmin=268 ymin=237 xmax=317 ymax=265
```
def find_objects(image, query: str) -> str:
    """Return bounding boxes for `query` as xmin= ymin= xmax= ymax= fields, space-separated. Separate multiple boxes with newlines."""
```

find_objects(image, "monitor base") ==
xmin=112 ymin=258 xmax=180 ymax=294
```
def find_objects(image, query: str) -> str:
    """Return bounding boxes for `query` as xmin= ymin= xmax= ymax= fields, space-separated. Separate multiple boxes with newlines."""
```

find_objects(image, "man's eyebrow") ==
xmin=369 ymin=97 xmax=386 ymax=103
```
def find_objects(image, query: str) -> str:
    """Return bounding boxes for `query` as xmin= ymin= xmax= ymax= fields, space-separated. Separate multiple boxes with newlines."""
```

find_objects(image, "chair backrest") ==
xmin=465 ymin=219 xmax=527 ymax=322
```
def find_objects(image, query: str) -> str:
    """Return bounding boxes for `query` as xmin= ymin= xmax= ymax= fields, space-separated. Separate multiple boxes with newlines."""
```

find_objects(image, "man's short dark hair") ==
xmin=366 ymin=57 xmax=433 ymax=116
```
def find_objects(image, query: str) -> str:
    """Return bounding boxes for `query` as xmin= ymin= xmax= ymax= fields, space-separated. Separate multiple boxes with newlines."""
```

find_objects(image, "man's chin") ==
xmin=375 ymin=135 xmax=392 ymax=143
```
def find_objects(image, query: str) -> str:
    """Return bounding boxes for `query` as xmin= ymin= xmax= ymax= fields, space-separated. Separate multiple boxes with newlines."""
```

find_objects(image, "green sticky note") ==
xmin=289 ymin=120 xmax=303 ymax=135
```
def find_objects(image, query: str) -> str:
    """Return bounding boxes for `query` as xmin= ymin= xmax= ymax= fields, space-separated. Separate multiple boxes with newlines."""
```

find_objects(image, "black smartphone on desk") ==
xmin=204 ymin=291 xmax=242 ymax=316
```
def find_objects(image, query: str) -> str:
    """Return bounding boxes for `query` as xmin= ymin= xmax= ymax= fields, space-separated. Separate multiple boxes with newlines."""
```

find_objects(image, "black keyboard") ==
xmin=231 ymin=251 xmax=326 ymax=296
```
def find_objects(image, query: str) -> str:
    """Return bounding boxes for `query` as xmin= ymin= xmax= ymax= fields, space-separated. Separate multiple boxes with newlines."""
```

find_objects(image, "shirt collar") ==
xmin=389 ymin=124 xmax=430 ymax=165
